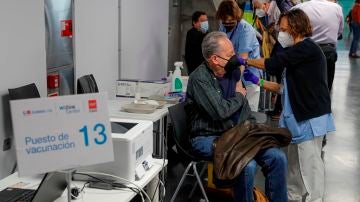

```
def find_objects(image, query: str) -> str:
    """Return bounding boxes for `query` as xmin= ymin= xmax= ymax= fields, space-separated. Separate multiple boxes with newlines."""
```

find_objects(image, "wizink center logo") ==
xmin=59 ymin=104 xmax=80 ymax=114
xmin=22 ymin=109 xmax=52 ymax=116
xmin=88 ymin=99 xmax=97 ymax=112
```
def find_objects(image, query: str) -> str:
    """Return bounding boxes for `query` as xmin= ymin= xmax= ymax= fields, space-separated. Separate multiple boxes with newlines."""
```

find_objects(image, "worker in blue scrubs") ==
xmin=216 ymin=0 xmax=263 ymax=112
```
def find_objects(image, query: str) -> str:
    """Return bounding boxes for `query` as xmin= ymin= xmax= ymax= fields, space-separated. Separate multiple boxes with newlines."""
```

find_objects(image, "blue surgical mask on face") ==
xmin=200 ymin=21 xmax=209 ymax=33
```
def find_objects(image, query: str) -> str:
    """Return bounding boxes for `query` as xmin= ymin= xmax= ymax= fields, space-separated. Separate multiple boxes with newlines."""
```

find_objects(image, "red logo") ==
xmin=61 ymin=20 xmax=72 ymax=37
xmin=88 ymin=99 xmax=97 ymax=112
xmin=22 ymin=110 xmax=32 ymax=116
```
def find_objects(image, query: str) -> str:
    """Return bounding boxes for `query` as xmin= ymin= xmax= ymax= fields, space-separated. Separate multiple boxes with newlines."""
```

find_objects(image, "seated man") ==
xmin=186 ymin=31 xmax=287 ymax=202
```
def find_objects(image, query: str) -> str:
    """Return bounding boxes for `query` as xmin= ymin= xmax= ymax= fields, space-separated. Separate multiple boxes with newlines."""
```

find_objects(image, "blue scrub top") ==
xmin=219 ymin=19 xmax=263 ymax=86
xmin=279 ymin=69 xmax=336 ymax=144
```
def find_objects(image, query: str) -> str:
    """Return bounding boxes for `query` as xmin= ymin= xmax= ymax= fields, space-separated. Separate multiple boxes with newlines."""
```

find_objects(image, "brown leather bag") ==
xmin=213 ymin=121 xmax=291 ymax=187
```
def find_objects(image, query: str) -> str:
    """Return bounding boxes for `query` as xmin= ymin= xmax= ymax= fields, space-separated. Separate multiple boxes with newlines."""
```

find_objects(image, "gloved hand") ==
xmin=237 ymin=56 xmax=247 ymax=66
xmin=243 ymin=69 xmax=259 ymax=84
xmin=224 ymin=55 xmax=247 ymax=73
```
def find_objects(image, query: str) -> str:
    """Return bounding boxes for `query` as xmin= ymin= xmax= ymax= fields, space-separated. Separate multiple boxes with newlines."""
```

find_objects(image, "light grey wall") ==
xmin=119 ymin=0 xmax=169 ymax=81
xmin=74 ymin=0 xmax=119 ymax=99
xmin=0 ymin=0 xmax=47 ymax=179
xmin=168 ymin=2 xmax=182 ymax=71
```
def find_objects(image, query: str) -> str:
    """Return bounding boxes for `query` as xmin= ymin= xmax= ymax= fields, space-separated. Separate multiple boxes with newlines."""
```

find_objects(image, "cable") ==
xmin=159 ymin=180 xmax=166 ymax=200
xmin=80 ymin=182 xmax=90 ymax=193
xmin=77 ymin=171 xmax=151 ymax=202
xmin=112 ymin=182 xmax=139 ymax=193
xmin=73 ymin=173 xmax=141 ymax=195
xmin=150 ymin=158 xmax=167 ymax=201
xmin=105 ymin=180 xmax=145 ymax=202
xmin=150 ymin=179 xmax=160 ymax=201
xmin=73 ymin=172 xmax=112 ymax=184
xmin=73 ymin=172 xmax=144 ymax=202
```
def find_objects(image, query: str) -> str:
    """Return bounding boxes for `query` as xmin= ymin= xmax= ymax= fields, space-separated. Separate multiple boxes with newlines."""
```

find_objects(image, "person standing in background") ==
xmin=276 ymin=0 xmax=300 ymax=13
xmin=185 ymin=11 xmax=209 ymax=75
xmin=253 ymin=0 xmax=281 ymax=26
xmin=293 ymin=0 xmax=344 ymax=92
xmin=253 ymin=0 xmax=283 ymax=120
xmin=349 ymin=0 xmax=360 ymax=58
xmin=216 ymin=0 xmax=262 ymax=112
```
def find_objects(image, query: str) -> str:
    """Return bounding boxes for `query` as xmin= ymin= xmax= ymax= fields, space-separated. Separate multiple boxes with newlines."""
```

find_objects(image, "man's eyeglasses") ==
xmin=215 ymin=54 xmax=232 ymax=61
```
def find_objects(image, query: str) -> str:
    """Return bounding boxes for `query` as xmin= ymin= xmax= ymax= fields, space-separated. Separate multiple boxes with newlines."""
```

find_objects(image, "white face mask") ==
xmin=277 ymin=31 xmax=294 ymax=48
xmin=200 ymin=21 xmax=209 ymax=33
xmin=255 ymin=9 xmax=266 ymax=18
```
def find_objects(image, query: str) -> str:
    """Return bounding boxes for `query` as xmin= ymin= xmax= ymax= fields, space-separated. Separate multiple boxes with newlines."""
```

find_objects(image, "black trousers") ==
xmin=319 ymin=44 xmax=338 ymax=92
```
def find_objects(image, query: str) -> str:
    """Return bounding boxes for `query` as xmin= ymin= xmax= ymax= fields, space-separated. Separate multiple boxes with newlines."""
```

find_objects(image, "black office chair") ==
xmin=77 ymin=74 xmax=99 ymax=94
xmin=8 ymin=83 xmax=41 ymax=174
xmin=168 ymin=102 xmax=210 ymax=202
xmin=8 ymin=83 xmax=40 ymax=100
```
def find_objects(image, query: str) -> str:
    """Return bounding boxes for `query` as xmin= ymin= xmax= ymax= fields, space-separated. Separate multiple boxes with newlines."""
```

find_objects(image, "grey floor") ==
xmin=323 ymin=50 xmax=360 ymax=202
xmin=164 ymin=50 xmax=360 ymax=202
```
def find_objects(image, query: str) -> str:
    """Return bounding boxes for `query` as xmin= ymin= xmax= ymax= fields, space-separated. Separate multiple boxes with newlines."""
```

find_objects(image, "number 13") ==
xmin=79 ymin=123 xmax=107 ymax=146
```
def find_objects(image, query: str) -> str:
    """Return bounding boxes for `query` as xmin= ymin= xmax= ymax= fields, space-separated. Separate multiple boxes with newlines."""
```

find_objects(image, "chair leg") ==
xmin=193 ymin=163 xmax=209 ymax=202
xmin=188 ymin=162 xmax=207 ymax=199
xmin=170 ymin=162 xmax=194 ymax=202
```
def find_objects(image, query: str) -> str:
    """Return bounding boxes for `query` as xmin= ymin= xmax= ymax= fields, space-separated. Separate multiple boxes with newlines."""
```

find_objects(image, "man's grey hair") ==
xmin=201 ymin=31 xmax=228 ymax=59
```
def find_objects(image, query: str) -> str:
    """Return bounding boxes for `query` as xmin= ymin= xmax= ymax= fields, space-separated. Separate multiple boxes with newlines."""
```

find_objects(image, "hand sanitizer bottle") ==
xmin=172 ymin=62 xmax=183 ymax=92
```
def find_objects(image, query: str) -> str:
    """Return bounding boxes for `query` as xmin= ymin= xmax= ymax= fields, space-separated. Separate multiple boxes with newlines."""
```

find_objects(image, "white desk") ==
xmin=108 ymin=98 xmax=172 ymax=200
xmin=0 ymin=159 xmax=167 ymax=202
xmin=108 ymin=98 xmax=172 ymax=159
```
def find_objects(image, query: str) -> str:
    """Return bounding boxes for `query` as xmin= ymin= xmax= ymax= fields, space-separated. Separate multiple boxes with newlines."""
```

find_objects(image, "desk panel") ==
xmin=0 ymin=159 xmax=167 ymax=202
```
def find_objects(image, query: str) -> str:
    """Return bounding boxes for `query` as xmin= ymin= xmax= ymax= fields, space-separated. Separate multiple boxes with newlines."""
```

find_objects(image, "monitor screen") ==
xmin=111 ymin=122 xmax=137 ymax=133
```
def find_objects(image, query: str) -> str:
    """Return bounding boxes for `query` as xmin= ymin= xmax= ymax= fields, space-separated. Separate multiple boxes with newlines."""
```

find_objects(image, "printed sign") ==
xmin=10 ymin=93 xmax=114 ymax=177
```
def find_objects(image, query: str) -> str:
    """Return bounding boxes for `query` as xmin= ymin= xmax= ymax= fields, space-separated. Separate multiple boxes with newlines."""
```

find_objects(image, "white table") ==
xmin=108 ymin=98 xmax=172 ymax=201
xmin=108 ymin=98 xmax=172 ymax=159
xmin=0 ymin=159 xmax=167 ymax=202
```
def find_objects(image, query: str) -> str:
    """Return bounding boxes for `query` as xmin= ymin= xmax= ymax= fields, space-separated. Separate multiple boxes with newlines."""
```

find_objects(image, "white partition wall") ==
xmin=73 ymin=0 xmax=119 ymax=98
xmin=119 ymin=0 xmax=169 ymax=80
xmin=0 ymin=0 xmax=47 ymax=179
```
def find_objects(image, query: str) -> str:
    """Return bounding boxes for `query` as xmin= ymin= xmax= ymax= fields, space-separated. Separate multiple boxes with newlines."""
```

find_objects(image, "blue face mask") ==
xmin=200 ymin=21 xmax=209 ymax=33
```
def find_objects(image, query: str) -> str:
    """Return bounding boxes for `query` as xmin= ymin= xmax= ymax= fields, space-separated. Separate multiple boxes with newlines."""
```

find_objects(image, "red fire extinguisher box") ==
xmin=47 ymin=73 xmax=59 ymax=89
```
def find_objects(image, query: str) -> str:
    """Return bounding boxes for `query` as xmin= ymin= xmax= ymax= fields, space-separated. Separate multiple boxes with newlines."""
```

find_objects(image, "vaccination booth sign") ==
xmin=10 ymin=93 xmax=114 ymax=177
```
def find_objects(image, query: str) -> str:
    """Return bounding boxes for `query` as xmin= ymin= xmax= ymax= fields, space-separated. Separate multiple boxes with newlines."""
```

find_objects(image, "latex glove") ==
xmin=243 ymin=69 xmax=259 ymax=84
xmin=236 ymin=56 xmax=247 ymax=66
xmin=224 ymin=55 xmax=247 ymax=73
